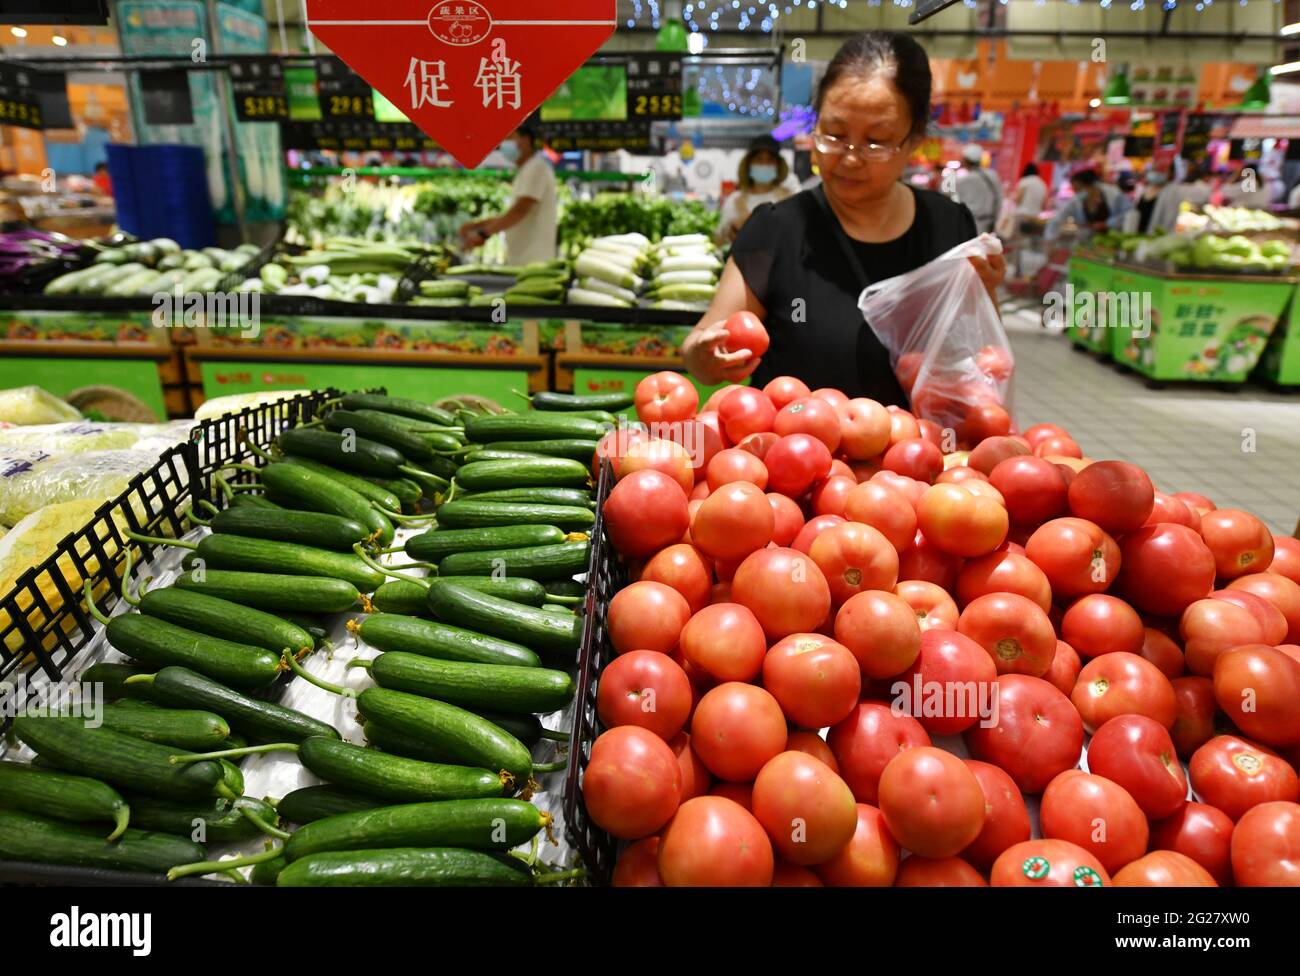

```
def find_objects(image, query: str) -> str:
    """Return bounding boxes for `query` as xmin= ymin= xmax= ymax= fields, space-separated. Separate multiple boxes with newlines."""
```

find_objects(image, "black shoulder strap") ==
xmin=811 ymin=183 xmax=871 ymax=291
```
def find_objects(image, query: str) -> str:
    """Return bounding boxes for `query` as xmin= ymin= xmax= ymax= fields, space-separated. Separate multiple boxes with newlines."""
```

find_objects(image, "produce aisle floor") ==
xmin=1001 ymin=306 xmax=1300 ymax=535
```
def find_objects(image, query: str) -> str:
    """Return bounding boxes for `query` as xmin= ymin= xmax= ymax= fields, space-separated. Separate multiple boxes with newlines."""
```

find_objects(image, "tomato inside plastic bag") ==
xmin=858 ymin=234 xmax=1015 ymax=447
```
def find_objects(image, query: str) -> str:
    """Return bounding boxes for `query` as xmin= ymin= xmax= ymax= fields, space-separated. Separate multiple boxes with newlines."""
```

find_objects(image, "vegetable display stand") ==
xmin=1064 ymin=249 xmax=1114 ymax=356
xmin=1109 ymin=262 xmax=1296 ymax=383
xmin=1255 ymin=282 xmax=1300 ymax=386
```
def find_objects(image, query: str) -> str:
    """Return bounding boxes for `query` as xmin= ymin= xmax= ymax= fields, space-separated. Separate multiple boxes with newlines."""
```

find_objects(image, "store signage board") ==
xmin=304 ymin=0 xmax=616 ymax=167
xmin=626 ymin=54 xmax=683 ymax=121
xmin=541 ymin=119 xmax=654 ymax=154
xmin=230 ymin=56 xmax=289 ymax=122
xmin=140 ymin=69 xmax=193 ymax=126
xmin=0 ymin=63 xmax=44 ymax=129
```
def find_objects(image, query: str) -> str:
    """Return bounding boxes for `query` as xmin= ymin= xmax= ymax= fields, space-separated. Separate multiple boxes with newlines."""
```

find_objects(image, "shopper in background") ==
xmin=1220 ymin=163 xmax=1274 ymax=209
xmin=92 ymin=162 xmax=112 ymax=198
xmin=1148 ymin=161 xmax=1212 ymax=233
xmin=716 ymin=135 xmax=797 ymax=246
xmin=682 ymin=30 xmax=1004 ymax=401
xmin=1012 ymin=163 xmax=1048 ymax=219
xmin=1134 ymin=166 xmax=1167 ymax=233
xmin=1046 ymin=169 xmax=1132 ymax=239
xmin=955 ymin=144 xmax=1001 ymax=234
xmin=458 ymin=120 xmax=557 ymax=264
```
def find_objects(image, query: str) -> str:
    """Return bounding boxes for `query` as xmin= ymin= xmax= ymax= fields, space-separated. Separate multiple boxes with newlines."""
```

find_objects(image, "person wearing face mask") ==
xmin=681 ymin=31 xmax=1004 ymax=401
xmin=458 ymin=120 xmax=558 ymax=264
xmin=1135 ymin=167 xmax=1168 ymax=233
xmin=716 ymin=135 xmax=796 ymax=245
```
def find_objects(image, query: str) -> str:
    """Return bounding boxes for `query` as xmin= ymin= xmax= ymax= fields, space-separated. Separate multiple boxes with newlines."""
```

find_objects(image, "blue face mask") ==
xmin=749 ymin=163 xmax=778 ymax=185
xmin=498 ymin=140 xmax=520 ymax=164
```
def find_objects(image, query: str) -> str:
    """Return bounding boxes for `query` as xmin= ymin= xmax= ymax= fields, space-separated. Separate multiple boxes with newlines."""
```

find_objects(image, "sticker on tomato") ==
xmin=1073 ymin=866 xmax=1105 ymax=887
xmin=1021 ymin=856 xmax=1050 ymax=881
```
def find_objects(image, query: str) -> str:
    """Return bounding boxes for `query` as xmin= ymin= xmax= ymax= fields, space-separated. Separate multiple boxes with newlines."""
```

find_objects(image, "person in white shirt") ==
xmin=1148 ymin=163 xmax=1212 ymax=233
xmin=1220 ymin=164 xmax=1274 ymax=210
xmin=954 ymin=143 xmax=1001 ymax=234
xmin=458 ymin=121 xmax=558 ymax=264
xmin=716 ymin=135 xmax=796 ymax=246
xmin=1013 ymin=163 xmax=1048 ymax=217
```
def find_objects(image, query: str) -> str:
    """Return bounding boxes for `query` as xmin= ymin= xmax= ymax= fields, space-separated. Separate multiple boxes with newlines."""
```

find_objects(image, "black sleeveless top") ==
xmin=730 ymin=184 xmax=978 ymax=406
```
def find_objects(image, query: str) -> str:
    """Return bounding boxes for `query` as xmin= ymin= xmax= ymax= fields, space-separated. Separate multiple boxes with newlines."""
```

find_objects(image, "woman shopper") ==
xmin=716 ymin=135 xmax=797 ymax=245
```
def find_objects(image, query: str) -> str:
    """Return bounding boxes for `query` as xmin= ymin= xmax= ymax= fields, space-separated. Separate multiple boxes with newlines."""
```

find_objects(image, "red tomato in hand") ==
xmin=774 ymin=396 xmax=842 ymax=453
xmin=990 ymin=839 xmax=1110 ymax=887
xmin=964 ymin=675 xmax=1084 ymax=794
xmin=882 ymin=437 xmax=944 ymax=483
xmin=1170 ymin=675 xmax=1218 ymax=760
xmin=705 ymin=447 xmax=768 ymax=491
xmin=1060 ymin=594 xmax=1145 ymax=658
xmin=791 ymin=514 xmax=845 ymax=554
xmin=1070 ymin=651 xmax=1177 ymax=732
xmin=1213 ymin=643 xmax=1300 ymax=747
xmin=1230 ymin=801 xmax=1300 ymax=886
xmin=835 ymin=590 xmax=922 ymax=679
xmin=762 ymin=375 xmax=810 ymax=410
xmin=955 ymin=550 xmax=1052 ymax=612
xmin=763 ymin=633 xmax=861 ymax=730
xmin=1044 ymin=640 xmax=1083 ymax=696
xmin=1190 ymin=735 xmax=1300 ymax=821
xmin=721 ymin=310 xmax=770 ymax=358
xmin=814 ymin=803 xmax=900 ymax=886
xmin=764 ymin=433 xmax=833 ymax=498
xmin=1227 ymin=572 xmax=1300 ymax=643
xmin=957 ymin=593 xmax=1056 ymax=677
xmin=1040 ymin=769 xmax=1149 ymax=874
xmin=838 ymin=397 xmax=892 ymax=460
xmin=751 ymin=751 xmax=858 ymax=865
xmin=658 ymin=795 xmax=773 ymax=886
xmin=732 ymin=546 xmax=832 ymax=641
xmin=1114 ymin=851 xmax=1217 ymax=887
xmin=961 ymin=759 xmax=1032 ymax=870
xmin=604 ymin=469 xmax=690 ymax=558
xmin=640 ymin=543 xmax=713 ymax=614
xmin=690 ymin=682 xmax=788 ymax=782
xmin=1199 ymin=509 xmax=1275 ymax=579
xmin=809 ymin=521 xmax=899 ymax=605
xmin=768 ymin=492 xmax=806 ymax=547
xmin=1117 ymin=523 xmax=1217 ymax=618
xmin=717 ymin=386 xmax=776 ymax=443
xmin=843 ymin=481 xmax=917 ymax=553
xmin=988 ymin=455 xmax=1068 ymax=527
xmin=597 ymin=650 xmax=693 ymax=741
xmin=691 ymin=481 xmax=774 ymax=562
xmin=915 ymin=483 xmax=1009 ymax=558
xmin=584 ymin=727 xmax=682 ymax=839
xmin=634 ymin=370 xmax=699 ymax=424
xmin=828 ymin=701 xmax=931 ymax=804
xmin=679 ymin=602 xmax=767 ymax=684
xmin=894 ymin=579 xmax=960 ymax=633
xmin=894 ymin=628 xmax=997 ymax=735
xmin=1067 ymin=460 xmax=1154 ymax=534
xmin=1086 ymin=714 xmax=1188 ymax=819
xmin=612 ymin=836 xmax=664 ymax=887
xmin=1149 ymin=802 xmax=1234 ymax=885
xmin=608 ymin=580 xmax=692 ymax=656
xmin=877 ymin=747 xmax=986 ymax=859
xmin=1025 ymin=517 xmax=1121 ymax=598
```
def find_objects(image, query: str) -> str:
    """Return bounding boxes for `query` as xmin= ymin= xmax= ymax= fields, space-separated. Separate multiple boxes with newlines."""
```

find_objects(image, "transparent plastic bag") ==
xmin=0 ymin=422 xmax=157 ymax=454
xmin=0 ymin=448 xmax=166 ymax=527
xmin=858 ymin=233 xmax=1015 ymax=445
xmin=0 ymin=386 xmax=81 ymax=426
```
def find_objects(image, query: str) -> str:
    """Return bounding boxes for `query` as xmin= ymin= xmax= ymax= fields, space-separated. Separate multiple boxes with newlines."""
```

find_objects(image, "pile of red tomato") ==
xmin=583 ymin=366 xmax=1300 ymax=887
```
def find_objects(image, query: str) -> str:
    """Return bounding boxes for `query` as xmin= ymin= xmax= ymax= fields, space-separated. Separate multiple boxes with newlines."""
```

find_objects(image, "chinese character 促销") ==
xmin=405 ymin=58 xmax=453 ymax=110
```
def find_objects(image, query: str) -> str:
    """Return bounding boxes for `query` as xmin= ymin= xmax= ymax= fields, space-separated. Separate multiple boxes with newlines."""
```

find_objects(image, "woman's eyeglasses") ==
xmin=813 ymin=131 xmax=907 ymax=162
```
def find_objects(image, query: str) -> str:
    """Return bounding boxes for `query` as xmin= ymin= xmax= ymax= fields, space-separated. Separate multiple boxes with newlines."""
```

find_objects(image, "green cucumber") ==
xmin=486 ymin=439 xmax=600 ymax=463
xmin=277 ymin=847 xmax=533 ymax=887
xmin=277 ymin=455 xmax=402 ymax=513
xmin=0 ymin=809 xmax=204 ymax=874
xmin=105 ymin=614 xmax=281 ymax=689
xmin=126 ymin=795 xmax=279 ymax=843
xmin=404 ymin=523 xmax=565 ymax=561
xmin=228 ymin=492 xmax=283 ymax=510
xmin=11 ymin=716 xmax=224 ymax=801
xmin=355 ymin=688 xmax=533 ymax=782
xmin=261 ymin=461 xmax=394 ymax=545
xmin=0 ymin=761 xmax=130 ymax=840
xmin=278 ymin=427 xmax=409 ymax=478
xmin=547 ymin=409 xmax=617 ymax=425
xmin=99 ymin=702 xmax=230 ymax=751
xmin=81 ymin=662 xmax=166 ymax=703
xmin=371 ymin=580 xmax=432 ymax=616
xmin=174 ymin=568 xmax=359 ymax=614
xmin=368 ymin=652 xmax=573 ymax=714
xmin=455 ymin=457 xmax=591 ymax=491
xmin=465 ymin=413 xmax=607 ymax=443
xmin=323 ymin=409 xmax=435 ymax=461
xmin=296 ymin=737 xmax=507 ymax=803
xmin=459 ymin=487 xmax=593 ymax=508
xmin=367 ymin=475 xmax=422 ymax=508
xmin=190 ymin=535 xmax=384 ymax=593
xmin=462 ymin=449 xmax=548 ymax=464
xmin=544 ymin=579 xmax=587 ymax=601
xmin=207 ymin=507 xmax=370 ymax=552
xmin=284 ymin=799 xmax=547 ymax=862
xmin=357 ymin=614 xmax=540 ymax=668
xmin=251 ymin=853 xmax=287 ymax=885
xmin=219 ymin=760 xmax=245 ymax=798
xmin=277 ymin=612 xmax=332 ymax=645
xmin=277 ymin=785 xmax=379 ymax=824
xmin=142 ymin=667 xmax=340 ymax=744
xmin=426 ymin=581 xmax=582 ymax=652
xmin=362 ymin=720 xmax=459 ymax=763
xmin=433 ymin=500 xmax=594 ymax=532
xmin=138 ymin=587 xmax=314 ymax=653
xmin=339 ymin=393 xmax=459 ymax=427
xmin=437 ymin=541 xmax=590 ymax=582
xmin=414 ymin=430 xmax=464 ymax=453
xmin=529 ymin=391 xmax=634 ymax=411
xmin=429 ymin=576 xmax=549 ymax=605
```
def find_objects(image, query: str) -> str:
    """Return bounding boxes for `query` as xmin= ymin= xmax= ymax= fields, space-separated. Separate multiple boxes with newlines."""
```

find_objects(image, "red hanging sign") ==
xmin=305 ymin=1 xmax=617 ymax=167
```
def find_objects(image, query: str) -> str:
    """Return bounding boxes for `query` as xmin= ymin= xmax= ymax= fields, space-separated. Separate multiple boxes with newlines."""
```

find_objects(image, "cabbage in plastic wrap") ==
xmin=0 ymin=386 xmax=82 ymax=426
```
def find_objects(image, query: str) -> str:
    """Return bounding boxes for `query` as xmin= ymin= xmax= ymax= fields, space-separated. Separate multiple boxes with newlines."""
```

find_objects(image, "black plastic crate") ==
xmin=562 ymin=457 xmax=622 ymax=886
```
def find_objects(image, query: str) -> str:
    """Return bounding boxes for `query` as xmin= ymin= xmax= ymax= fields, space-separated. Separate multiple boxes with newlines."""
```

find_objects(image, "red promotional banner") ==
xmin=305 ymin=1 xmax=617 ymax=167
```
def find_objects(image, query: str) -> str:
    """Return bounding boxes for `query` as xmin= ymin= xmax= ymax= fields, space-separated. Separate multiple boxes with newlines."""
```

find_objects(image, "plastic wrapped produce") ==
xmin=0 ymin=448 xmax=169 ymax=527
xmin=0 ymin=387 xmax=81 ymax=426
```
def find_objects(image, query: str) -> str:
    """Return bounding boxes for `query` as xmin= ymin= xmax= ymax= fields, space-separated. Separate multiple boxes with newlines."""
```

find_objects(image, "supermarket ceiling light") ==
xmin=1282 ymin=22 xmax=1300 ymax=35
xmin=1089 ymin=98 xmax=1102 ymax=107
xmin=688 ymin=30 xmax=705 ymax=53
xmin=1271 ymin=60 xmax=1300 ymax=75
xmin=52 ymin=35 xmax=67 ymax=46
xmin=10 ymin=27 xmax=26 ymax=38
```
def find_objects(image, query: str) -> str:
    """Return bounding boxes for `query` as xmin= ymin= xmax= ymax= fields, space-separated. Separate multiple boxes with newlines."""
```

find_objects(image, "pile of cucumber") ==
xmin=42 ymin=238 xmax=261 ymax=298
xmin=0 ymin=388 xmax=637 ymax=885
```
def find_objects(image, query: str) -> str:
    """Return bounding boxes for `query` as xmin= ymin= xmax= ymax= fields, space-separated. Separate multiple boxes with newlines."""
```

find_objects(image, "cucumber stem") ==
xmin=83 ymin=580 xmax=111 ymax=626
xmin=186 ymin=506 xmax=212 ymax=527
xmin=398 ymin=465 xmax=449 ymax=486
xmin=228 ymin=483 xmax=265 ymax=494
xmin=222 ymin=462 xmax=263 ymax=475
xmin=170 ymin=743 xmax=298 ymax=765
xmin=538 ymin=728 xmax=571 ymax=743
xmin=120 ymin=548 xmax=140 ymax=607
xmin=167 ymin=843 xmax=284 ymax=882
xmin=123 ymin=673 xmax=157 ymax=686
xmin=533 ymin=867 xmax=587 ymax=885
xmin=374 ymin=503 xmax=437 ymax=524
xmin=139 ymin=576 xmax=154 ymax=597
xmin=531 ymin=759 xmax=568 ymax=774
xmin=346 ymin=659 xmax=372 ymax=671
xmin=213 ymin=474 xmax=235 ymax=503
xmin=352 ymin=543 xmax=431 ymax=589
xmin=243 ymin=442 xmax=277 ymax=464
xmin=281 ymin=649 xmax=356 ymax=697
xmin=444 ymin=479 xmax=458 ymax=503
xmin=511 ymin=388 xmax=532 ymax=403
xmin=127 ymin=529 xmax=198 ymax=552
xmin=371 ymin=546 xmax=405 ymax=555
xmin=107 ymin=805 xmax=130 ymax=842
xmin=236 ymin=803 xmax=291 ymax=840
